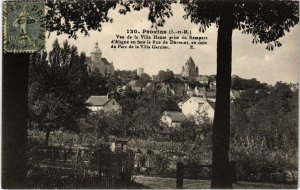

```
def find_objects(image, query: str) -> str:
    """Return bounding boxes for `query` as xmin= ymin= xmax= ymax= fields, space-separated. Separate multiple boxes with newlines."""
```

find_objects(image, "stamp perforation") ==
xmin=3 ymin=0 xmax=46 ymax=53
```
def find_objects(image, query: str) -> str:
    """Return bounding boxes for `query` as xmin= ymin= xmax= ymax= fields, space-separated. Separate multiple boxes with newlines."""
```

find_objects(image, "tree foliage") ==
xmin=231 ymin=82 xmax=297 ymax=151
xmin=180 ymin=0 xmax=299 ymax=50
xmin=230 ymin=83 xmax=298 ymax=181
xmin=232 ymin=76 xmax=267 ymax=91
xmin=158 ymin=69 xmax=175 ymax=82
xmin=29 ymin=40 xmax=90 ymax=144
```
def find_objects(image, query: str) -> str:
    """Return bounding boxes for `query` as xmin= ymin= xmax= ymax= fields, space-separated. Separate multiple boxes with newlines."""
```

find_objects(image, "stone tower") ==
xmin=91 ymin=42 xmax=102 ymax=62
xmin=137 ymin=68 xmax=144 ymax=76
xmin=181 ymin=56 xmax=199 ymax=78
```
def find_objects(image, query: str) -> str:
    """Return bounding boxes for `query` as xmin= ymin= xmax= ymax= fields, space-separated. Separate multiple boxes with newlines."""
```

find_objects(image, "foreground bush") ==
xmin=231 ymin=137 xmax=297 ymax=183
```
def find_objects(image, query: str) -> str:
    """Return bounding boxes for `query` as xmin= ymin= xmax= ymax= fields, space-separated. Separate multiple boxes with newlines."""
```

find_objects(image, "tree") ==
xmin=48 ymin=38 xmax=61 ymax=66
xmin=230 ymin=84 xmax=298 ymax=180
xmin=138 ymin=73 xmax=151 ymax=86
xmin=29 ymin=40 xmax=90 ymax=145
xmin=232 ymin=76 xmax=267 ymax=91
xmin=158 ymin=69 xmax=175 ymax=82
xmin=29 ymin=52 xmax=73 ymax=145
xmin=157 ymin=70 xmax=166 ymax=82
xmin=188 ymin=79 xmax=199 ymax=89
xmin=179 ymin=1 xmax=298 ymax=187
xmin=46 ymin=0 xmax=299 ymax=187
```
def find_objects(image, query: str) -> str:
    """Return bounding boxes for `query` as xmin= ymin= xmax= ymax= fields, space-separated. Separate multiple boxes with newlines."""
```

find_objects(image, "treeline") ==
xmin=230 ymin=81 xmax=298 ymax=182
xmin=29 ymin=39 xmax=110 ymax=145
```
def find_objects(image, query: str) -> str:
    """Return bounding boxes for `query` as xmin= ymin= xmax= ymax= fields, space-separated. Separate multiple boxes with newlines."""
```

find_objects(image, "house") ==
xmin=209 ymin=80 xmax=216 ymax=90
xmin=178 ymin=102 xmax=183 ymax=110
xmin=169 ymin=82 xmax=187 ymax=96
xmin=108 ymin=135 xmax=128 ymax=153
xmin=132 ymin=87 xmax=146 ymax=93
xmin=127 ymin=80 xmax=146 ymax=92
xmin=161 ymin=111 xmax=187 ymax=128
xmin=196 ymin=75 xmax=209 ymax=85
xmin=193 ymin=87 xmax=216 ymax=99
xmin=181 ymin=96 xmax=215 ymax=121
xmin=198 ymin=100 xmax=215 ymax=121
xmin=194 ymin=86 xmax=205 ymax=97
xmin=205 ymin=90 xmax=216 ymax=99
xmin=128 ymin=79 xmax=141 ymax=87
xmin=158 ymin=83 xmax=174 ymax=95
xmin=186 ymin=88 xmax=195 ymax=97
xmin=85 ymin=95 xmax=122 ymax=113
xmin=181 ymin=96 xmax=207 ymax=116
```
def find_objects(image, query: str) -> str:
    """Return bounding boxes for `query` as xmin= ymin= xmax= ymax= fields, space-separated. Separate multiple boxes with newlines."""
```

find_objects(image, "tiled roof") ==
xmin=183 ymin=96 xmax=207 ymax=104
xmin=85 ymin=96 xmax=109 ymax=106
xmin=163 ymin=111 xmax=187 ymax=122
xmin=205 ymin=91 xmax=216 ymax=98
xmin=207 ymin=101 xmax=215 ymax=109
xmin=101 ymin=58 xmax=111 ymax=65
xmin=185 ymin=57 xmax=196 ymax=66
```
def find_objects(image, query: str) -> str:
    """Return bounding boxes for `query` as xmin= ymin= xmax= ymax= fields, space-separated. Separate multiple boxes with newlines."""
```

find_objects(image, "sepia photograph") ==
xmin=2 ymin=0 xmax=299 ymax=189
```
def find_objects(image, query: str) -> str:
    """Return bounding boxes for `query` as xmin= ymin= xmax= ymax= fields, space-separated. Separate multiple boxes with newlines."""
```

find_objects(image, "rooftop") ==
xmin=196 ymin=75 xmax=209 ymax=81
xmin=85 ymin=95 xmax=110 ymax=106
xmin=207 ymin=100 xmax=215 ymax=109
xmin=162 ymin=111 xmax=187 ymax=122
xmin=185 ymin=56 xmax=196 ymax=66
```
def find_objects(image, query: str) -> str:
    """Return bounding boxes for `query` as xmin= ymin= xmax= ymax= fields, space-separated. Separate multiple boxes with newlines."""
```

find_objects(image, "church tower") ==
xmin=86 ymin=42 xmax=115 ymax=77
xmin=181 ymin=56 xmax=198 ymax=78
xmin=91 ymin=42 xmax=102 ymax=62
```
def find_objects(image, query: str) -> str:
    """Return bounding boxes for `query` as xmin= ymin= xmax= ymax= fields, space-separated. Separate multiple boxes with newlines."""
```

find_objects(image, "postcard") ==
xmin=2 ymin=0 xmax=299 ymax=189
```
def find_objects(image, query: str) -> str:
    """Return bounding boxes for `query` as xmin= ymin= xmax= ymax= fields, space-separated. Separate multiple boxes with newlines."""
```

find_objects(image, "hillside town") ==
xmin=27 ymin=40 xmax=298 ymax=188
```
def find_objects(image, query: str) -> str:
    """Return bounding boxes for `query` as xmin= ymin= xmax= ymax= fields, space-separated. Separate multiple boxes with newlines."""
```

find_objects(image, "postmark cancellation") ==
xmin=3 ymin=1 xmax=46 ymax=53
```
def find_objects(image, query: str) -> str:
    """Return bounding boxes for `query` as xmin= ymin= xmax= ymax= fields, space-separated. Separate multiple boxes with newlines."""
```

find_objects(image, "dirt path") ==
xmin=133 ymin=175 xmax=297 ymax=189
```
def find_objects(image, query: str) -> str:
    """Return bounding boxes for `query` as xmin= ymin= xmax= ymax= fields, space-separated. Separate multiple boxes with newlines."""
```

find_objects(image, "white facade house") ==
xmin=85 ymin=95 xmax=122 ymax=113
xmin=198 ymin=101 xmax=215 ymax=121
xmin=181 ymin=96 xmax=215 ymax=121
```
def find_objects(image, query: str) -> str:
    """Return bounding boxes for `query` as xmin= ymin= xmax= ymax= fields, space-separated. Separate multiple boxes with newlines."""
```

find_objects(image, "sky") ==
xmin=46 ymin=3 xmax=299 ymax=85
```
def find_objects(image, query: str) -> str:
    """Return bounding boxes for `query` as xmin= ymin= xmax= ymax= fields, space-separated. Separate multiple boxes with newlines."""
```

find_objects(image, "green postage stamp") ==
xmin=3 ymin=1 xmax=46 ymax=52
